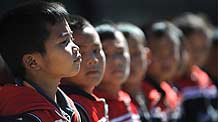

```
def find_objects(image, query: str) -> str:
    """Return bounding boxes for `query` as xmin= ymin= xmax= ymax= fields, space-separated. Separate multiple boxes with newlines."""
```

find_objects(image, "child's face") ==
xmin=102 ymin=32 xmax=130 ymax=85
xmin=38 ymin=20 xmax=81 ymax=78
xmin=184 ymin=32 xmax=210 ymax=67
xmin=67 ymin=26 xmax=106 ymax=88
xmin=126 ymin=37 xmax=147 ymax=83
xmin=148 ymin=36 xmax=180 ymax=81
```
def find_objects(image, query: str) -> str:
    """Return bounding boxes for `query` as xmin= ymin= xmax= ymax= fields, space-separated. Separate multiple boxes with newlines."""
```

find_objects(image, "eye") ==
xmin=60 ymin=39 xmax=70 ymax=46
xmin=93 ymin=48 xmax=100 ymax=54
xmin=117 ymin=50 xmax=124 ymax=55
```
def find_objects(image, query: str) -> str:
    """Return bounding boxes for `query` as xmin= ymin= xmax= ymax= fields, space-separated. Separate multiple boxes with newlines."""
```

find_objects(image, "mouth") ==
xmin=86 ymin=70 xmax=101 ymax=77
xmin=86 ymin=70 xmax=100 ymax=75
xmin=112 ymin=69 xmax=124 ymax=74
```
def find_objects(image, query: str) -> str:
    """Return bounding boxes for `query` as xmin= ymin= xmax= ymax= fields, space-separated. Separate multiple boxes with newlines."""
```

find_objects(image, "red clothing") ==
xmin=142 ymin=80 xmax=181 ymax=121
xmin=0 ymin=85 xmax=80 ymax=122
xmin=176 ymin=65 xmax=217 ymax=101
xmin=175 ymin=65 xmax=218 ymax=122
xmin=94 ymin=89 xmax=140 ymax=122
xmin=60 ymin=85 xmax=108 ymax=122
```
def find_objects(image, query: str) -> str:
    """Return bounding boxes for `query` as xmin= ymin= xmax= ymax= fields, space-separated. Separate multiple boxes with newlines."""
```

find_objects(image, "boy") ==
xmin=116 ymin=22 xmax=150 ymax=121
xmin=0 ymin=1 xmax=81 ymax=122
xmin=142 ymin=21 xmax=182 ymax=122
xmin=60 ymin=16 xmax=109 ymax=122
xmin=94 ymin=24 xmax=141 ymax=122
xmin=173 ymin=13 xmax=218 ymax=122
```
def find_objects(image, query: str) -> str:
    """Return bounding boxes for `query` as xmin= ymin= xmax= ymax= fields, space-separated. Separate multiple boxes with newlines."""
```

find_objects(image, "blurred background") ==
xmin=0 ymin=0 xmax=217 ymax=27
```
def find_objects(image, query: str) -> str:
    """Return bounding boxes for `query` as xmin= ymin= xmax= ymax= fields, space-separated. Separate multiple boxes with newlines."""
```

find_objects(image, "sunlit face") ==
xmin=184 ymin=31 xmax=210 ymax=67
xmin=39 ymin=19 xmax=81 ymax=78
xmin=148 ymin=36 xmax=180 ymax=81
xmin=66 ymin=26 xmax=106 ymax=90
xmin=102 ymin=31 xmax=130 ymax=85
xmin=126 ymin=37 xmax=147 ymax=83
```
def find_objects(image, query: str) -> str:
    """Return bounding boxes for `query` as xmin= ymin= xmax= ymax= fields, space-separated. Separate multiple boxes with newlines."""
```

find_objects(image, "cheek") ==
xmin=99 ymin=54 xmax=106 ymax=69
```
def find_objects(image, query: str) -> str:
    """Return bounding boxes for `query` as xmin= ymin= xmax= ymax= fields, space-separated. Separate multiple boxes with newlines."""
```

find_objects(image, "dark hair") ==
xmin=173 ymin=13 xmax=212 ymax=39
xmin=95 ymin=24 xmax=119 ymax=42
xmin=116 ymin=22 xmax=147 ymax=46
xmin=147 ymin=21 xmax=182 ymax=47
xmin=69 ymin=15 xmax=91 ymax=32
xmin=0 ymin=1 xmax=70 ymax=78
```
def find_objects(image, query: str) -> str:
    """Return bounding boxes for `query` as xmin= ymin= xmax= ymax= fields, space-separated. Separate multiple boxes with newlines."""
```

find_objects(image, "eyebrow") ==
xmin=60 ymin=31 xmax=73 ymax=38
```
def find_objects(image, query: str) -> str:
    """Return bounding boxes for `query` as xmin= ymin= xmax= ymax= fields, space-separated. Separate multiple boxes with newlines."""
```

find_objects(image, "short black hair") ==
xmin=95 ymin=24 xmax=119 ymax=42
xmin=116 ymin=22 xmax=147 ymax=46
xmin=147 ymin=21 xmax=183 ymax=47
xmin=69 ymin=15 xmax=91 ymax=32
xmin=173 ymin=13 xmax=212 ymax=39
xmin=0 ymin=1 xmax=70 ymax=78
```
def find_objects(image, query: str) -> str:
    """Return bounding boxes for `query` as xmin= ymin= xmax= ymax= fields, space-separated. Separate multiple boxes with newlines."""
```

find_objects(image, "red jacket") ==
xmin=0 ymin=85 xmax=80 ymax=122
xmin=94 ymin=89 xmax=140 ymax=122
xmin=60 ymin=85 xmax=109 ymax=122
xmin=176 ymin=65 xmax=217 ymax=101
xmin=175 ymin=65 xmax=218 ymax=122
xmin=142 ymin=79 xmax=181 ymax=121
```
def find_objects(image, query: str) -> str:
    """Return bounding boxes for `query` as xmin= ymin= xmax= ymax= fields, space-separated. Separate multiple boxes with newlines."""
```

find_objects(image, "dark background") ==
xmin=0 ymin=0 xmax=217 ymax=26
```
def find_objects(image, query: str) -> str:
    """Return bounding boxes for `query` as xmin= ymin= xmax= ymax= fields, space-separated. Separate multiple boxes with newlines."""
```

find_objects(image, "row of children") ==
xmin=0 ymin=1 xmax=217 ymax=122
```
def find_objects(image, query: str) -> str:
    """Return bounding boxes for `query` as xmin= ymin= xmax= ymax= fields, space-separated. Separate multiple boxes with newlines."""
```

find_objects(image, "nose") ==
xmin=70 ymin=41 xmax=80 ymax=57
xmin=113 ymin=55 xmax=123 ymax=65
xmin=87 ymin=53 xmax=99 ymax=66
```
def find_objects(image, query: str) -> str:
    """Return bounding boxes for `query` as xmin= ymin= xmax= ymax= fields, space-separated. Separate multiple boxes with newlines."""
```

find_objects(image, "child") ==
xmin=60 ymin=16 xmax=109 ymax=122
xmin=0 ymin=1 xmax=81 ymax=122
xmin=116 ymin=22 xmax=150 ymax=121
xmin=173 ymin=13 xmax=218 ymax=122
xmin=142 ymin=21 xmax=183 ymax=122
xmin=94 ymin=24 xmax=141 ymax=122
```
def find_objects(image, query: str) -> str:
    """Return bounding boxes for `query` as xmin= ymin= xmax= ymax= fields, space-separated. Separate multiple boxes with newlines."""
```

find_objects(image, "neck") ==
xmin=24 ymin=73 xmax=60 ymax=101
xmin=97 ymin=81 xmax=121 ymax=98
xmin=62 ymin=78 xmax=94 ymax=94
xmin=82 ymin=86 xmax=95 ymax=94
xmin=122 ymin=81 xmax=141 ymax=97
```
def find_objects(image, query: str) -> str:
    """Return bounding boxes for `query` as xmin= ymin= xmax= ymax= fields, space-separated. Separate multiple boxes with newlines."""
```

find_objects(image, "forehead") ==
xmin=74 ymin=26 xmax=101 ymax=47
xmin=46 ymin=19 xmax=71 ymax=42
xmin=127 ymin=37 xmax=143 ymax=49
xmin=149 ymin=36 xmax=175 ymax=50
xmin=187 ymin=32 xmax=209 ymax=46
xmin=102 ymin=32 xmax=128 ymax=50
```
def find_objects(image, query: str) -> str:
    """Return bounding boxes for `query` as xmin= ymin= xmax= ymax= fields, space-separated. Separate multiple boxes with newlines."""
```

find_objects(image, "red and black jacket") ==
xmin=175 ymin=65 xmax=218 ymax=122
xmin=142 ymin=77 xmax=181 ymax=122
xmin=60 ymin=85 xmax=109 ymax=122
xmin=0 ymin=85 xmax=80 ymax=122
xmin=94 ymin=89 xmax=141 ymax=122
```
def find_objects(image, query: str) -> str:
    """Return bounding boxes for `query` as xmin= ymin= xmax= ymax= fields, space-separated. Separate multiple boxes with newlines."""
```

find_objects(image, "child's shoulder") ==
xmin=0 ymin=85 xmax=53 ymax=116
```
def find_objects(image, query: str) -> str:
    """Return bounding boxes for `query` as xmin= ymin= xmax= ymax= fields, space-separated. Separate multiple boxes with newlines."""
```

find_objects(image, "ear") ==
xmin=144 ymin=47 xmax=152 ymax=65
xmin=22 ymin=54 xmax=41 ymax=71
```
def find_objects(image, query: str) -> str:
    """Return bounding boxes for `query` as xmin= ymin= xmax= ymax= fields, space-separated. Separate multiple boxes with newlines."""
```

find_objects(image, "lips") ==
xmin=86 ymin=70 xmax=100 ymax=77
xmin=112 ymin=69 xmax=125 ymax=74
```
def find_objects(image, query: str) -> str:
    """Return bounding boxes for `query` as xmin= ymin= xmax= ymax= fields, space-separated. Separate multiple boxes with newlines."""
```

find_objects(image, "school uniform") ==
xmin=128 ymin=92 xmax=151 ymax=122
xmin=94 ymin=89 xmax=141 ymax=122
xmin=0 ymin=85 xmax=80 ymax=122
xmin=175 ymin=65 xmax=218 ymax=122
xmin=60 ymin=85 xmax=109 ymax=122
xmin=142 ymin=77 xmax=181 ymax=122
